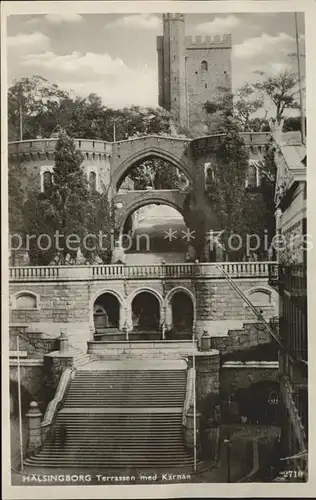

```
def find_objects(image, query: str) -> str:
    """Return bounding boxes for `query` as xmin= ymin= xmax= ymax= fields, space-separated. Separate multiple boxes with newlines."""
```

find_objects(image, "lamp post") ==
xmin=16 ymin=334 xmax=24 ymax=471
xmin=223 ymin=431 xmax=232 ymax=483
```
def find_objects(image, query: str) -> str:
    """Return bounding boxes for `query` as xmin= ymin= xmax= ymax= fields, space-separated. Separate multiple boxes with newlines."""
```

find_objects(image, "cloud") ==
xmin=25 ymin=17 xmax=40 ymax=25
xmin=20 ymin=50 xmax=157 ymax=107
xmin=44 ymin=13 xmax=83 ymax=24
xmin=105 ymin=14 xmax=161 ymax=31
xmin=234 ymin=32 xmax=295 ymax=59
xmin=7 ymin=32 xmax=51 ymax=52
xmin=195 ymin=15 xmax=241 ymax=34
xmin=22 ymin=51 xmax=128 ymax=77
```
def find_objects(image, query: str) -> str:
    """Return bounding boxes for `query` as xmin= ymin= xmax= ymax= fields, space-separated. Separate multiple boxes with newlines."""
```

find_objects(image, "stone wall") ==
xmin=9 ymin=277 xmax=277 ymax=350
xmin=195 ymin=280 xmax=278 ymax=336
xmin=220 ymin=364 xmax=278 ymax=393
xmin=10 ymin=364 xmax=47 ymax=403
xmin=211 ymin=322 xmax=272 ymax=356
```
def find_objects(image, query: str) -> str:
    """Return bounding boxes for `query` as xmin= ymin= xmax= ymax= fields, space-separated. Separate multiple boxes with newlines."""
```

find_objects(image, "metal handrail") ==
xmin=215 ymin=264 xmax=282 ymax=346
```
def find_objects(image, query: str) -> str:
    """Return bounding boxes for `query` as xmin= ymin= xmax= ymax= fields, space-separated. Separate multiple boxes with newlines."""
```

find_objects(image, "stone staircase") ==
xmin=24 ymin=361 xmax=196 ymax=469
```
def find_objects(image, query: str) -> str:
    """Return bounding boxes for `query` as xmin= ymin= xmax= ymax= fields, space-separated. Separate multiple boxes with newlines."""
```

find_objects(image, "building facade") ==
xmin=157 ymin=14 xmax=232 ymax=131
xmin=270 ymin=129 xmax=307 ymax=479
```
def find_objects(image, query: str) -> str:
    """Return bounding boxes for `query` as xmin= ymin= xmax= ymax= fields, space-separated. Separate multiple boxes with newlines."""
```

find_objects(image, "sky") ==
xmin=7 ymin=12 xmax=305 ymax=110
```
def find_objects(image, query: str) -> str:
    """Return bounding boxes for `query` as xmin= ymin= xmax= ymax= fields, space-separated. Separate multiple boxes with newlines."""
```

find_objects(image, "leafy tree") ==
xmin=23 ymin=132 xmax=115 ymax=265
xmin=8 ymin=75 xmax=69 ymax=141
xmin=204 ymin=128 xmax=250 ymax=259
xmin=234 ymin=84 xmax=264 ymax=131
xmin=8 ymin=160 xmax=26 ymax=265
xmin=252 ymin=70 xmax=301 ymax=125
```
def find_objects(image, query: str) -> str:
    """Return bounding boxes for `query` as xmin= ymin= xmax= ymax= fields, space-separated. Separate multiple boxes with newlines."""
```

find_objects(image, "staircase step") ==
xmin=28 ymin=364 xmax=190 ymax=469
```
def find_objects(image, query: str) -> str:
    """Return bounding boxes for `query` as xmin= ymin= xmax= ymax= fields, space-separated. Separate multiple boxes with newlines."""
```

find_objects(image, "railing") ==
xmin=41 ymin=368 xmax=73 ymax=443
xmin=282 ymin=379 xmax=308 ymax=445
xmin=215 ymin=264 xmax=282 ymax=346
xmin=9 ymin=261 xmax=278 ymax=281
xmin=292 ymin=384 xmax=308 ymax=440
xmin=183 ymin=367 xmax=195 ymax=426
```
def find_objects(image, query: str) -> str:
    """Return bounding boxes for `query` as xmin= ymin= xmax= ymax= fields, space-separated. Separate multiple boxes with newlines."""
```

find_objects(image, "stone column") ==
xmin=25 ymin=401 xmax=42 ymax=456
xmin=59 ymin=330 xmax=69 ymax=353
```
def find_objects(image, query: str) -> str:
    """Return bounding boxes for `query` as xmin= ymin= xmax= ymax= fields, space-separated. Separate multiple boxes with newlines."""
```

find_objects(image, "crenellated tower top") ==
xmin=185 ymin=34 xmax=232 ymax=49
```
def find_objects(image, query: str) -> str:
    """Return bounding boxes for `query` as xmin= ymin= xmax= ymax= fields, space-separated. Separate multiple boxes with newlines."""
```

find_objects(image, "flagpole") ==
xmin=16 ymin=334 xmax=24 ymax=471
xmin=294 ymin=12 xmax=306 ymax=144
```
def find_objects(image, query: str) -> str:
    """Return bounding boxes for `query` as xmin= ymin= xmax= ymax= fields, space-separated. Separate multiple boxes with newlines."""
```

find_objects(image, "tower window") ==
xmin=201 ymin=60 xmax=208 ymax=71
xmin=88 ymin=171 xmax=97 ymax=192
xmin=43 ymin=171 xmax=53 ymax=193
xmin=205 ymin=83 xmax=208 ymax=89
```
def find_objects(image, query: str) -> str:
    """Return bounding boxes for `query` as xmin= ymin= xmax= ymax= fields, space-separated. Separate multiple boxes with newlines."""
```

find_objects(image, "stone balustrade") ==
xmin=9 ymin=261 xmax=278 ymax=281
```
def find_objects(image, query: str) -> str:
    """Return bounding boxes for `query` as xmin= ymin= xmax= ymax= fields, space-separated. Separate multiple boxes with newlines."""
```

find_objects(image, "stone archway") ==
xmin=114 ymin=190 xmax=188 ymax=236
xmin=131 ymin=291 xmax=161 ymax=332
xmin=111 ymin=140 xmax=193 ymax=194
xmin=165 ymin=287 xmax=195 ymax=339
xmin=93 ymin=292 xmax=122 ymax=338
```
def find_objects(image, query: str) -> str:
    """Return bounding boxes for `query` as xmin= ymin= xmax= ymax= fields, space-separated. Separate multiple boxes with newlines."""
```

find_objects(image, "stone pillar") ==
xmin=25 ymin=401 xmax=42 ymax=456
xmin=184 ymin=405 xmax=201 ymax=454
xmin=59 ymin=330 xmax=68 ymax=353
xmin=195 ymin=351 xmax=220 ymax=417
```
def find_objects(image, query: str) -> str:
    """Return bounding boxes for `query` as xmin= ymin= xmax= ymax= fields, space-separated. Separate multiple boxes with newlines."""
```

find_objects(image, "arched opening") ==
xmin=201 ymin=60 xmax=208 ymax=71
xmin=116 ymin=202 xmax=190 ymax=265
xmin=171 ymin=291 xmax=193 ymax=334
xmin=115 ymin=151 xmax=191 ymax=194
xmin=93 ymin=293 xmax=120 ymax=338
xmin=117 ymin=155 xmax=190 ymax=193
xmin=15 ymin=292 xmax=38 ymax=309
xmin=89 ymin=171 xmax=97 ymax=192
xmin=226 ymin=381 xmax=281 ymax=426
xmin=131 ymin=291 xmax=160 ymax=332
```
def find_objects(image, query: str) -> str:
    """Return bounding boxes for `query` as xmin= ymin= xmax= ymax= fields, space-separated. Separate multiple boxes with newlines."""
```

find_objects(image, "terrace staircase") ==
xmin=24 ymin=360 xmax=199 ymax=469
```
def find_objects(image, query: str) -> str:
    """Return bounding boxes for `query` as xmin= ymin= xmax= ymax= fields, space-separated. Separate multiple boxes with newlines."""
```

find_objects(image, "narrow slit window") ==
xmin=43 ymin=171 xmax=53 ymax=193
xmin=89 ymin=171 xmax=97 ymax=192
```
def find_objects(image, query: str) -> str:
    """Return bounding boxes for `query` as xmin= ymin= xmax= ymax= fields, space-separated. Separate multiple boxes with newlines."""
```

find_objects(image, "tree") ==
xmin=8 ymin=75 xmax=69 ymax=141
xmin=234 ymin=84 xmax=264 ymax=131
xmin=23 ymin=132 xmax=115 ymax=265
xmin=204 ymin=128 xmax=250 ymax=259
xmin=252 ymin=70 xmax=301 ymax=125
xmin=8 ymin=160 xmax=26 ymax=265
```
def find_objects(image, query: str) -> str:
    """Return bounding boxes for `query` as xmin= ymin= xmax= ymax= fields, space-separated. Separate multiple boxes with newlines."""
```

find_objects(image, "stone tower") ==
xmin=157 ymin=14 xmax=187 ymax=129
xmin=157 ymin=14 xmax=232 ymax=132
